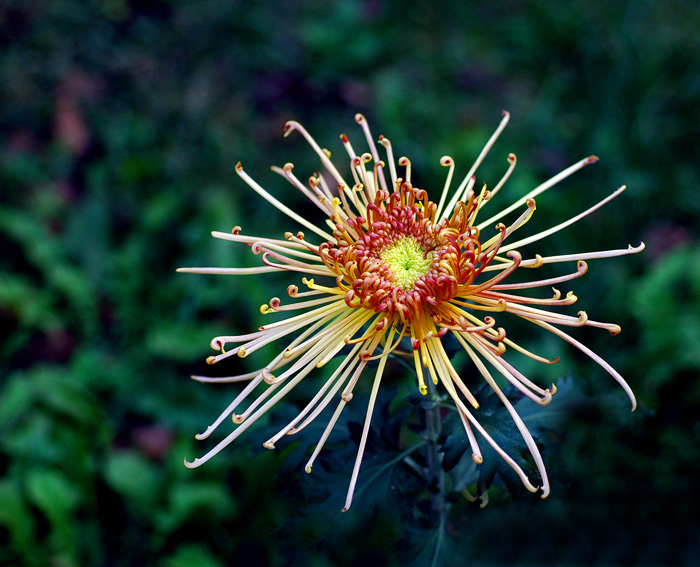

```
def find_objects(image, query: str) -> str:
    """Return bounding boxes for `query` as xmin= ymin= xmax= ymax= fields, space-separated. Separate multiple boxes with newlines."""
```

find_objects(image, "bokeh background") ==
xmin=2 ymin=0 xmax=699 ymax=565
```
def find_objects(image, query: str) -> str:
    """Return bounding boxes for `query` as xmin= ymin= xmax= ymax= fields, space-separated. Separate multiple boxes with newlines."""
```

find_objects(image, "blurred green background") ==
xmin=1 ymin=0 xmax=699 ymax=565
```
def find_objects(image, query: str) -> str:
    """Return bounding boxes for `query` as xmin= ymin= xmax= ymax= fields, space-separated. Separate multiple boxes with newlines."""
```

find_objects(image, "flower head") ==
xmin=179 ymin=112 xmax=643 ymax=510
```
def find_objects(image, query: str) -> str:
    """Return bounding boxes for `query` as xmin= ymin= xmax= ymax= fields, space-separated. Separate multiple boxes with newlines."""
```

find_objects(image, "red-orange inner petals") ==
xmin=320 ymin=184 xmax=487 ymax=325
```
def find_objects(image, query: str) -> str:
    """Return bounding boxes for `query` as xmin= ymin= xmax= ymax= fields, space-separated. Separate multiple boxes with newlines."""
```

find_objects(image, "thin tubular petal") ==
xmin=378 ymin=135 xmax=398 ymax=185
xmin=177 ymin=266 xmax=281 ymax=275
xmin=236 ymin=162 xmax=334 ymax=241
xmin=482 ymin=242 xmax=645 ymax=272
xmin=476 ymin=155 xmax=599 ymax=230
xmin=271 ymin=163 xmax=334 ymax=216
xmin=438 ymin=371 xmax=540 ymax=493
xmin=483 ymin=152 xmax=517 ymax=203
xmin=435 ymin=156 xmax=455 ymax=221
xmin=527 ymin=317 xmax=637 ymax=410
xmin=500 ymin=186 xmax=627 ymax=253
xmin=438 ymin=111 xmax=510 ymax=221
xmin=211 ymin=230 xmax=311 ymax=251
xmin=284 ymin=121 xmax=350 ymax=188
xmin=463 ymin=340 xmax=551 ymax=497
xmin=343 ymin=327 xmax=395 ymax=511
xmin=274 ymin=343 xmax=363 ymax=441
xmin=492 ymin=260 xmax=588 ymax=290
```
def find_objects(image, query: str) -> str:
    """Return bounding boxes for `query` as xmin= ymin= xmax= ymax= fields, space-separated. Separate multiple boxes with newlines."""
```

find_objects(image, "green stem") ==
xmin=425 ymin=379 xmax=448 ymax=567
xmin=425 ymin=380 xmax=446 ymax=523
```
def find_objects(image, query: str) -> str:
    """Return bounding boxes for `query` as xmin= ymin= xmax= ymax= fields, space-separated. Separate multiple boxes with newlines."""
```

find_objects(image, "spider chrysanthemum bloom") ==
xmin=179 ymin=112 xmax=643 ymax=510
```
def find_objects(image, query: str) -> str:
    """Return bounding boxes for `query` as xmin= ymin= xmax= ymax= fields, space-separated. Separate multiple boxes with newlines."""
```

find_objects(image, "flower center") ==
xmin=380 ymin=237 xmax=432 ymax=290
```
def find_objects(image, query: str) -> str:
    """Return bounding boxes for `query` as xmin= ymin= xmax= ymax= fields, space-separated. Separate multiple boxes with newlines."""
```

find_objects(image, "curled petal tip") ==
xmin=305 ymin=465 xmax=312 ymax=474
xmin=461 ymin=488 xmax=477 ymax=503
xmin=195 ymin=425 xmax=214 ymax=440
xmin=587 ymin=155 xmax=599 ymax=164
xmin=540 ymin=391 xmax=553 ymax=406
xmin=354 ymin=113 xmax=365 ymax=123
xmin=184 ymin=457 xmax=200 ymax=469
xmin=235 ymin=161 xmax=243 ymax=171
xmin=263 ymin=442 xmax=275 ymax=450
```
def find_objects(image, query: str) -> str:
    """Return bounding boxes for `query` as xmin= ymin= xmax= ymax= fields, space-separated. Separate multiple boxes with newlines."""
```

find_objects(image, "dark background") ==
xmin=1 ymin=0 xmax=699 ymax=565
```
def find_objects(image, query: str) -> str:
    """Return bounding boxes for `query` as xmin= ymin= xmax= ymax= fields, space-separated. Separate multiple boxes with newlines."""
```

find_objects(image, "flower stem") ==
xmin=425 ymin=379 xmax=449 ymax=566
xmin=425 ymin=380 xmax=447 ymax=523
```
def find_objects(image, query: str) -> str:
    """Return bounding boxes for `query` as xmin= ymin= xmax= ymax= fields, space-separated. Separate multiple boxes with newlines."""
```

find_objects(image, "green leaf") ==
xmin=159 ymin=543 xmax=225 ymax=567
xmin=155 ymin=480 xmax=236 ymax=533
xmin=404 ymin=522 xmax=461 ymax=567
xmin=24 ymin=468 xmax=80 ymax=523
xmin=438 ymin=412 xmax=471 ymax=472
xmin=3 ymin=413 xmax=62 ymax=463
xmin=631 ymin=244 xmax=700 ymax=386
xmin=145 ymin=322 xmax=227 ymax=362
xmin=0 ymin=375 xmax=35 ymax=430
xmin=104 ymin=450 xmax=161 ymax=509
xmin=0 ymin=478 xmax=36 ymax=555
xmin=0 ymin=272 xmax=61 ymax=332
xmin=33 ymin=367 xmax=99 ymax=424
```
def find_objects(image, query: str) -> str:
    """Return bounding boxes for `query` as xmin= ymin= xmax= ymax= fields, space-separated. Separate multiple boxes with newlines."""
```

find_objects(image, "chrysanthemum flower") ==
xmin=179 ymin=112 xmax=643 ymax=510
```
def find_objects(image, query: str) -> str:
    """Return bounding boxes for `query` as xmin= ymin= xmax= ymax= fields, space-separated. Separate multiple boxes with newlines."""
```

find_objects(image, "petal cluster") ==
xmin=179 ymin=112 xmax=643 ymax=510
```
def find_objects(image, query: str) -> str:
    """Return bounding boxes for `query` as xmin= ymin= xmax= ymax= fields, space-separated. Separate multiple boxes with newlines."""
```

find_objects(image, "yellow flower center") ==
xmin=380 ymin=237 xmax=432 ymax=290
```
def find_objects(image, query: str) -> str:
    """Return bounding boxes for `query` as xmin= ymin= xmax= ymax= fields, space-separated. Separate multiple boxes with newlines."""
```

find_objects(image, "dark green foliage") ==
xmin=2 ymin=0 xmax=699 ymax=565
